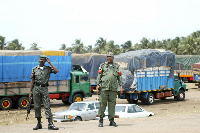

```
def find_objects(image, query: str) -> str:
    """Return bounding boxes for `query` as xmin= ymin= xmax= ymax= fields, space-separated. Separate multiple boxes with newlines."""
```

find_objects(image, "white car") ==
xmin=96 ymin=104 xmax=154 ymax=119
xmin=53 ymin=101 xmax=99 ymax=122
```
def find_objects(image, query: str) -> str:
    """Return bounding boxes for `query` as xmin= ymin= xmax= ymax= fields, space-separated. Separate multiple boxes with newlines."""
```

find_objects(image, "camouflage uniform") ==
xmin=31 ymin=65 xmax=55 ymax=119
xmin=97 ymin=62 xmax=122 ymax=120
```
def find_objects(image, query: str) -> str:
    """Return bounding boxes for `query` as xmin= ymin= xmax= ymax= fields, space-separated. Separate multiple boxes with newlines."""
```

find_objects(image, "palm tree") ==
xmin=105 ymin=41 xmax=121 ymax=55
xmin=121 ymin=40 xmax=132 ymax=53
xmin=140 ymin=37 xmax=149 ymax=49
xmin=94 ymin=37 xmax=107 ymax=54
xmin=59 ymin=44 xmax=67 ymax=50
xmin=71 ymin=39 xmax=85 ymax=54
xmin=0 ymin=36 xmax=6 ymax=50
xmin=6 ymin=39 xmax=25 ymax=50
xmin=29 ymin=43 xmax=40 ymax=50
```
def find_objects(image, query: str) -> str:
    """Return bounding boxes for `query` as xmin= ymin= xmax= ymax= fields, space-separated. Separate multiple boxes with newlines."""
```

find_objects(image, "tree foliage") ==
xmin=1 ymin=30 xmax=200 ymax=55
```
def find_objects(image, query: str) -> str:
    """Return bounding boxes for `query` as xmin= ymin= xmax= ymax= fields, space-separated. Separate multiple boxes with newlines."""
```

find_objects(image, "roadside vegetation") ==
xmin=1 ymin=30 xmax=200 ymax=55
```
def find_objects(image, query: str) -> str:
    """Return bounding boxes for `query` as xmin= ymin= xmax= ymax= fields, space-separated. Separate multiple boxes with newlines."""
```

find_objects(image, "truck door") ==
xmin=72 ymin=75 xmax=80 ymax=91
xmin=80 ymin=74 xmax=90 ymax=94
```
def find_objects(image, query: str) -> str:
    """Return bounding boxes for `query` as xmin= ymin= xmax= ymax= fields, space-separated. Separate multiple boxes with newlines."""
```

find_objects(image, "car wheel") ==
xmin=18 ymin=97 xmax=29 ymax=109
xmin=73 ymin=94 xmax=83 ymax=103
xmin=74 ymin=117 xmax=82 ymax=121
xmin=0 ymin=97 xmax=13 ymax=110
xmin=147 ymin=93 xmax=154 ymax=105
xmin=177 ymin=90 xmax=185 ymax=101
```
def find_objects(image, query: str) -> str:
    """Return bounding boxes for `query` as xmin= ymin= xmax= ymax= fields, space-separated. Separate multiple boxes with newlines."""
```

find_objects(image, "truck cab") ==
xmin=69 ymin=65 xmax=91 ymax=103
xmin=173 ymin=74 xmax=187 ymax=101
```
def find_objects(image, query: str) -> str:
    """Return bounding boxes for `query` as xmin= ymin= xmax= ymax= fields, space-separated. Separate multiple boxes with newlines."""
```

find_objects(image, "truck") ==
xmin=0 ymin=50 xmax=91 ymax=110
xmin=115 ymin=49 xmax=188 ymax=105
xmin=175 ymin=55 xmax=200 ymax=82
xmin=71 ymin=53 xmax=107 ymax=92
xmin=192 ymin=62 xmax=200 ymax=88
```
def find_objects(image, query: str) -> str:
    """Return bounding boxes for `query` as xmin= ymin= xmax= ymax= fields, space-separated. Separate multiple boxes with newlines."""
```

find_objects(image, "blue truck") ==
xmin=115 ymin=49 xmax=188 ymax=105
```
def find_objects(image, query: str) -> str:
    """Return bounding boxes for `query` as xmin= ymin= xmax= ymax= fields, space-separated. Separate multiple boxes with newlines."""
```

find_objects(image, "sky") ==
xmin=0 ymin=0 xmax=200 ymax=50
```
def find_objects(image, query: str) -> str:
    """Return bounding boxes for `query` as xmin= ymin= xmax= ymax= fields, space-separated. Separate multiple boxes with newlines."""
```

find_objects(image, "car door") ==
xmin=86 ymin=103 xmax=96 ymax=120
xmin=133 ymin=105 xmax=146 ymax=117
xmin=127 ymin=105 xmax=139 ymax=118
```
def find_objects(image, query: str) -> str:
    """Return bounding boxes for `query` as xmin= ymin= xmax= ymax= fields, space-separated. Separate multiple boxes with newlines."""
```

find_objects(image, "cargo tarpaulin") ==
xmin=114 ymin=49 xmax=175 ymax=90
xmin=0 ymin=50 xmax=72 ymax=82
xmin=72 ymin=53 xmax=107 ymax=78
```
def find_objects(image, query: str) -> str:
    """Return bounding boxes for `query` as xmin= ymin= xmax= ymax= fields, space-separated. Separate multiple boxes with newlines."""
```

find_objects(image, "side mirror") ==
xmin=86 ymin=108 xmax=90 ymax=111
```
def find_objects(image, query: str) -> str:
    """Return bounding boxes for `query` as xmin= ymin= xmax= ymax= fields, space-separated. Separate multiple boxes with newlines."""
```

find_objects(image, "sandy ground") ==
xmin=0 ymin=83 xmax=200 ymax=133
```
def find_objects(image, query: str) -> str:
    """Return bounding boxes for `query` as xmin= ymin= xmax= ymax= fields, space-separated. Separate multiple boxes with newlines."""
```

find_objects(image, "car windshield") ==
xmin=68 ymin=103 xmax=87 ymax=111
xmin=105 ymin=106 xmax=126 ymax=112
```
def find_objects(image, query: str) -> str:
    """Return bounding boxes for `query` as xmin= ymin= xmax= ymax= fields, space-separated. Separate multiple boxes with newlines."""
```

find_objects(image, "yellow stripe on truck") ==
xmin=42 ymin=50 xmax=65 ymax=56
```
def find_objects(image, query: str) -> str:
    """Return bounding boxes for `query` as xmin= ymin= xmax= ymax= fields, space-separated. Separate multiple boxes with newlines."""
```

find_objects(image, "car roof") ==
xmin=73 ymin=101 xmax=99 ymax=104
xmin=115 ymin=104 xmax=136 ymax=106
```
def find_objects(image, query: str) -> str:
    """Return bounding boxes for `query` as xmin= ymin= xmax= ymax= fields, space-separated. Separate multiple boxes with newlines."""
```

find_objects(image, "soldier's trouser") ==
xmin=98 ymin=90 xmax=117 ymax=120
xmin=33 ymin=86 xmax=52 ymax=119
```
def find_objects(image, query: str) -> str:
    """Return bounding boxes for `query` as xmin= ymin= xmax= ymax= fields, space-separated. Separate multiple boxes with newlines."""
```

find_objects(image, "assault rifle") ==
xmin=26 ymin=97 xmax=32 ymax=121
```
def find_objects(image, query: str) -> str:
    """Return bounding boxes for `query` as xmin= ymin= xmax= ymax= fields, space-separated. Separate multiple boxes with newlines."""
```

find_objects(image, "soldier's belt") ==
xmin=35 ymin=82 xmax=49 ymax=87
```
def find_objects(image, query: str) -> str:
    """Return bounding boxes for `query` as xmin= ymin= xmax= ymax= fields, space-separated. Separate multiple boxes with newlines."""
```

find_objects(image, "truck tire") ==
xmin=73 ymin=94 xmax=83 ymax=103
xmin=18 ymin=97 xmax=29 ymax=109
xmin=62 ymin=99 xmax=70 ymax=104
xmin=127 ymin=99 xmax=138 ymax=104
xmin=147 ymin=93 xmax=154 ymax=105
xmin=177 ymin=90 xmax=185 ymax=101
xmin=0 ymin=97 xmax=13 ymax=110
xmin=160 ymin=97 xmax=167 ymax=100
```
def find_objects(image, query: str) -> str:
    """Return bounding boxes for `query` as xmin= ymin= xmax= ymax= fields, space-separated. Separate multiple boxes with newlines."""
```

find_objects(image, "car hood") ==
xmin=53 ymin=110 xmax=84 ymax=115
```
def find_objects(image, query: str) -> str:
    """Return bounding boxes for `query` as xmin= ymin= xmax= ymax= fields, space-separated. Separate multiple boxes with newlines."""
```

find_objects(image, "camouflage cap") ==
xmin=39 ymin=55 xmax=47 ymax=58
xmin=107 ymin=52 xmax=114 ymax=57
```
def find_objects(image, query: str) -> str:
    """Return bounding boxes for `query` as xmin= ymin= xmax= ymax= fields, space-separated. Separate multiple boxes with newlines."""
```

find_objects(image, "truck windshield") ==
xmin=80 ymin=75 xmax=89 ymax=83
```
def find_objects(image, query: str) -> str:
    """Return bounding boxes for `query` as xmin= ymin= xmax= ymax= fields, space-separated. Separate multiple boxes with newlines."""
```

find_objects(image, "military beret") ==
xmin=107 ymin=52 xmax=114 ymax=57
xmin=39 ymin=55 xmax=47 ymax=58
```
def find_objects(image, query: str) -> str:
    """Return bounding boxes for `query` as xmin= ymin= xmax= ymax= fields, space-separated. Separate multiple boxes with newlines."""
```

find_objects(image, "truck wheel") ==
xmin=62 ymin=99 xmax=70 ymax=104
xmin=73 ymin=94 xmax=83 ymax=103
xmin=160 ymin=97 xmax=167 ymax=100
xmin=147 ymin=93 xmax=154 ymax=105
xmin=177 ymin=90 xmax=185 ymax=101
xmin=127 ymin=99 xmax=138 ymax=104
xmin=0 ymin=97 xmax=13 ymax=110
xmin=18 ymin=97 xmax=29 ymax=109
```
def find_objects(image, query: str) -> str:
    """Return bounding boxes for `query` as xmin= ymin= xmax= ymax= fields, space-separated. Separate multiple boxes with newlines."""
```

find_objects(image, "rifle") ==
xmin=26 ymin=97 xmax=32 ymax=121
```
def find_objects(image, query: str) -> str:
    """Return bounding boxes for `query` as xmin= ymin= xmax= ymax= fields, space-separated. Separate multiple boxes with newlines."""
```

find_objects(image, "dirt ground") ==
xmin=0 ymin=83 xmax=200 ymax=133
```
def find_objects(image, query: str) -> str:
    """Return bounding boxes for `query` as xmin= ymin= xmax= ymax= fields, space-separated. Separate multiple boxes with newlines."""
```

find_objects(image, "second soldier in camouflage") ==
xmin=96 ymin=52 xmax=123 ymax=127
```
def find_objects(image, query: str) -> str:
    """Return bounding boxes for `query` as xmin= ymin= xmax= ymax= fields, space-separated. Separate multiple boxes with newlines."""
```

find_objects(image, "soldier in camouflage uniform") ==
xmin=96 ymin=52 xmax=123 ymax=127
xmin=29 ymin=55 xmax=59 ymax=130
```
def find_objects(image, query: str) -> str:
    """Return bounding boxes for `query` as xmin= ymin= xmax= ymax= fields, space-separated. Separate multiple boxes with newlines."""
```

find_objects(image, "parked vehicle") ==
xmin=53 ymin=101 xmax=99 ymax=122
xmin=0 ymin=50 xmax=91 ymax=110
xmin=175 ymin=55 xmax=200 ymax=82
xmin=72 ymin=53 xmax=107 ymax=92
xmin=96 ymin=104 xmax=154 ymax=119
xmin=115 ymin=49 xmax=188 ymax=105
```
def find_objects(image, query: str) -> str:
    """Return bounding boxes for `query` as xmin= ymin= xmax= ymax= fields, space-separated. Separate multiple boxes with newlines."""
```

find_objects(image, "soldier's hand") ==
xmin=29 ymin=92 xmax=32 ymax=98
xmin=120 ymin=86 xmax=123 ymax=95
xmin=46 ymin=57 xmax=51 ymax=63
xmin=96 ymin=85 xmax=99 ymax=94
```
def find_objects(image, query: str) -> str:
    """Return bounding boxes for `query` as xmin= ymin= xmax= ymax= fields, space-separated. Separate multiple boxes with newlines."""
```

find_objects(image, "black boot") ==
xmin=98 ymin=118 xmax=103 ymax=127
xmin=33 ymin=118 xmax=42 ymax=130
xmin=109 ymin=119 xmax=118 ymax=127
xmin=48 ymin=118 xmax=59 ymax=130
